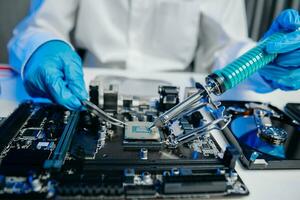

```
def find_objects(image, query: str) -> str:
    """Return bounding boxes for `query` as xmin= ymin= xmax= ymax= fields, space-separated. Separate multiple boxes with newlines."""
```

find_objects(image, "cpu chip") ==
xmin=124 ymin=122 xmax=160 ymax=141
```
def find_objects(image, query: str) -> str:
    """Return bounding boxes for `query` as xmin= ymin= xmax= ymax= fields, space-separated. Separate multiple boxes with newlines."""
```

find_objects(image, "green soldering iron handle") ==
xmin=205 ymin=32 xmax=285 ymax=95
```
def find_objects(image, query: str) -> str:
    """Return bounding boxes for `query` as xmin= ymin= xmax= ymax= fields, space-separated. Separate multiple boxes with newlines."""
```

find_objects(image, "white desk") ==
xmin=1 ymin=68 xmax=300 ymax=200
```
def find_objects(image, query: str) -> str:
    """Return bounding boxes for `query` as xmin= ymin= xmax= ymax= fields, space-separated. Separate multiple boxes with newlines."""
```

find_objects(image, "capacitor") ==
xmin=140 ymin=148 xmax=148 ymax=160
xmin=31 ymin=179 xmax=42 ymax=192
xmin=171 ymin=168 xmax=180 ymax=176
xmin=142 ymin=171 xmax=152 ymax=185
xmin=192 ymin=151 xmax=199 ymax=160
xmin=28 ymin=175 xmax=42 ymax=192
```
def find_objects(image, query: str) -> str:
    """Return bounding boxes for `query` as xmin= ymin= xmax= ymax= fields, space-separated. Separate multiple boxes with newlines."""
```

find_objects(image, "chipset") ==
xmin=125 ymin=122 xmax=160 ymax=141
xmin=123 ymin=122 xmax=163 ymax=150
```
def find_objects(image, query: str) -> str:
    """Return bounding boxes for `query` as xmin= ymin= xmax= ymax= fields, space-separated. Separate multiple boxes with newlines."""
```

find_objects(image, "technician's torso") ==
xmin=11 ymin=0 xmax=248 ymax=73
xmin=73 ymin=0 xmax=247 ymax=71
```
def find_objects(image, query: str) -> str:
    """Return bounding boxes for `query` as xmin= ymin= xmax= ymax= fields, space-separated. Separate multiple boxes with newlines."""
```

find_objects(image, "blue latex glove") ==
xmin=24 ymin=40 xmax=88 ymax=110
xmin=259 ymin=9 xmax=300 ymax=91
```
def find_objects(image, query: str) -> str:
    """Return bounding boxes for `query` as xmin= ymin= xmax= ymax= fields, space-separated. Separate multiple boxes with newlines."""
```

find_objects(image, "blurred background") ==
xmin=0 ymin=0 xmax=299 ymax=63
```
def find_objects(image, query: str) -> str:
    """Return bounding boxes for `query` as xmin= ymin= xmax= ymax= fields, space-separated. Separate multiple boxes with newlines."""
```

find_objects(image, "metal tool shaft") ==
xmin=151 ymin=88 xmax=208 ymax=128
xmin=150 ymin=32 xmax=289 ymax=129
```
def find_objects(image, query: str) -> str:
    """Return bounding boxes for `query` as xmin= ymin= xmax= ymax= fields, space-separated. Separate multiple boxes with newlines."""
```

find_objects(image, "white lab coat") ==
xmin=7 ymin=0 xmax=273 ymax=92
xmin=8 ymin=0 xmax=251 ymax=71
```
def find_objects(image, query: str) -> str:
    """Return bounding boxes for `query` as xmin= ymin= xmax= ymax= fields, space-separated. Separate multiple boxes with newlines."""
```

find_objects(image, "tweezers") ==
xmin=82 ymin=100 xmax=127 ymax=127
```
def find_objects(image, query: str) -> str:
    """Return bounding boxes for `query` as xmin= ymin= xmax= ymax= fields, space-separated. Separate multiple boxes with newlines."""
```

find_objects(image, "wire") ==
xmin=0 ymin=65 xmax=18 ymax=79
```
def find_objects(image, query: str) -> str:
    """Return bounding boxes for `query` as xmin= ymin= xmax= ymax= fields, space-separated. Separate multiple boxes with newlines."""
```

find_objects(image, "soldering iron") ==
xmin=150 ymin=32 xmax=285 ymax=129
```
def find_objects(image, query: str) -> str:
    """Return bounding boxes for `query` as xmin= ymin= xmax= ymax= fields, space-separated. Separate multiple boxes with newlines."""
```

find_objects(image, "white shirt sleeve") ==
xmin=7 ymin=0 xmax=79 ymax=76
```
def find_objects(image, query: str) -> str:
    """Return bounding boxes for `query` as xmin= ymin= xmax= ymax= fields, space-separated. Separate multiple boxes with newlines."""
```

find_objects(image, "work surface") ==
xmin=0 ymin=68 xmax=300 ymax=200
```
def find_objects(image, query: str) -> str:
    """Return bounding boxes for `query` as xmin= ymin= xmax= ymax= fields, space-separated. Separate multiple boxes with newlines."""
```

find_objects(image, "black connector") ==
xmin=223 ymin=146 xmax=240 ymax=170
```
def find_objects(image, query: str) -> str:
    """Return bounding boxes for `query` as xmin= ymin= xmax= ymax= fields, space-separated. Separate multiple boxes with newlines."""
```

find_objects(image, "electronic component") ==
xmin=185 ymin=111 xmax=203 ymax=127
xmin=157 ymin=86 xmax=179 ymax=112
xmin=123 ymin=97 xmax=133 ymax=109
xmin=89 ymin=85 xmax=99 ymax=106
xmin=36 ymin=142 xmax=55 ymax=150
xmin=150 ymin=84 xmax=231 ymax=131
xmin=124 ymin=122 xmax=160 ymax=141
xmin=139 ymin=148 xmax=148 ymax=160
xmin=123 ymin=121 xmax=163 ymax=150
xmin=20 ymin=128 xmax=42 ymax=140
xmin=165 ymin=106 xmax=230 ymax=148
xmin=44 ymin=110 xmax=80 ymax=170
xmin=190 ymin=137 xmax=220 ymax=158
xmin=103 ymin=84 xmax=118 ymax=113
xmin=0 ymin=85 xmax=249 ymax=199
xmin=70 ymin=111 xmax=103 ymax=159
xmin=221 ymin=101 xmax=300 ymax=169
xmin=223 ymin=146 xmax=240 ymax=170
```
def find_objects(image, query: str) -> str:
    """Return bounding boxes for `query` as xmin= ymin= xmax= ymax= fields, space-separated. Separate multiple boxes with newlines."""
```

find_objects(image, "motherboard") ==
xmin=0 ymin=80 xmax=249 ymax=199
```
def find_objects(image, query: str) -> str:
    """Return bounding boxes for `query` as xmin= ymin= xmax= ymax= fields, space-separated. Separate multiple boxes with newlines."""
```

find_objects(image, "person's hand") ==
xmin=24 ymin=40 xmax=88 ymax=110
xmin=259 ymin=9 xmax=300 ymax=91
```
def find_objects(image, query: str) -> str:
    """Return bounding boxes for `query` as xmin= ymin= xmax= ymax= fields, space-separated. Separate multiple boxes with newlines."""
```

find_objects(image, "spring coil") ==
xmin=214 ymin=32 xmax=284 ymax=90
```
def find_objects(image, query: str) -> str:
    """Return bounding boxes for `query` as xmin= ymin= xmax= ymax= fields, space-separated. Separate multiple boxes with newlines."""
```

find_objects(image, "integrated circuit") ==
xmin=0 ymin=85 xmax=250 ymax=199
xmin=123 ymin=122 xmax=163 ymax=150
xmin=124 ymin=122 xmax=160 ymax=141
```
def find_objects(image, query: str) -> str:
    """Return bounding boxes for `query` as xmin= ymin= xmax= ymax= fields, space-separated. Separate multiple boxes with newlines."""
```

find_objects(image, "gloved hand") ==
xmin=24 ymin=40 xmax=88 ymax=110
xmin=259 ymin=9 xmax=300 ymax=91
